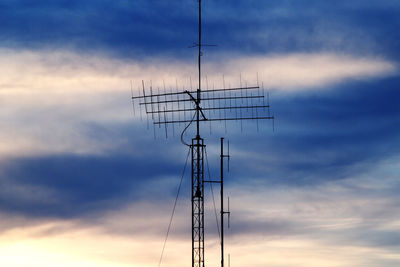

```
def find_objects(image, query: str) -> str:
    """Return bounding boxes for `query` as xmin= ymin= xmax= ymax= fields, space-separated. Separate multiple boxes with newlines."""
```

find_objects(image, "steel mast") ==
xmin=192 ymin=1 xmax=204 ymax=266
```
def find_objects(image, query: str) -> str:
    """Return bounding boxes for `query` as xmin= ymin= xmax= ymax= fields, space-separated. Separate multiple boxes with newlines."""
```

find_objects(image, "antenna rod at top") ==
xmin=197 ymin=0 xmax=202 ymax=138
xmin=198 ymin=0 xmax=201 ymax=93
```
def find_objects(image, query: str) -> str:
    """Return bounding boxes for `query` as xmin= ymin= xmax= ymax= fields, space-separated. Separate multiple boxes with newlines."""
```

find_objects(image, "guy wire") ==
xmin=158 ymin=147 xmax=191 ymax=267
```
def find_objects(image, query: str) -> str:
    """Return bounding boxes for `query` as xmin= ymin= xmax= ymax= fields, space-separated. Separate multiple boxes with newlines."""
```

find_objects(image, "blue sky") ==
xmin=0 ymin=1 xmax=400 ymax=266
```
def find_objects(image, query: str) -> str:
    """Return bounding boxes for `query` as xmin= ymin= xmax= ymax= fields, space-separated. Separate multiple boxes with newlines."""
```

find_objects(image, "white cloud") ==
xmin=210 ymin=53 xmax=397 ymax=90
xmin=0 ymin=48 xmax=396 ymax=158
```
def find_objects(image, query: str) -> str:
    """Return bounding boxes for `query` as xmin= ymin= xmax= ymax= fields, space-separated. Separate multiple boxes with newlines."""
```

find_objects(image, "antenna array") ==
xmin=131 ymin=1 xmax=274 ymax=266
xmin=131 ymin=80 xmax=274 ymax=138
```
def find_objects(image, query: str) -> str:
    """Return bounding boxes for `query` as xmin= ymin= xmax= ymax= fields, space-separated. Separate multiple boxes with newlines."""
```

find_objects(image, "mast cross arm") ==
xmin=185 ymin=90 xmax=208 ymax=121
xmin=204 ymin=180 xmax=221 ymax=184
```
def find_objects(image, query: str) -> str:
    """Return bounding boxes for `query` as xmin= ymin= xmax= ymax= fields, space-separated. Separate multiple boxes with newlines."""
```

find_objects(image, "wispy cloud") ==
xmin=1 ymin=163 xmax=399 ymax=267
xmin=209 ymin=53 xmax=397 ymax=90
xmin=0 ymin=49 xmax=396 ymax=158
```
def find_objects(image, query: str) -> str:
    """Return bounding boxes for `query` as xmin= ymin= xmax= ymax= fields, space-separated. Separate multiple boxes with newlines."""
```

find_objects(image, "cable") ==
xmin=180 ymin=112 xmax=196 ymax=147
xmin=205 ymin=146 xmax=221 ymax=240
xmin=158 ymin=147 xmax=191 ymax=267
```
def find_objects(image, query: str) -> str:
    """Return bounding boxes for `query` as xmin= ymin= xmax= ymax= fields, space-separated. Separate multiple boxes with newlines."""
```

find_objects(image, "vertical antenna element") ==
xmin=228 ymin=197 xmax=230 ymax=229
xmin=220 ymin=138 xmax=231 ymax=267
xmin=228 ymin=140 xmax=230 ymax=172
xmin=221 ymin=137 xmax=225 ymax=267
xmin=138 ymin=86 xmax=143 ymax=121
xmin=142 ymin=81 xmax=150 ymax=130
xmin=156 ymin=87 xmax=161 ymax=128
xmin=164 ymin=107 xmax=168 ymax=139
xmin=130 ymin=80 xmax=135 ymax=116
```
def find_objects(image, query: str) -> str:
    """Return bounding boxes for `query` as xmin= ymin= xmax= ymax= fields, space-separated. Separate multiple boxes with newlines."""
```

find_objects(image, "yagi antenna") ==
xmin=132 ymin=84 xmax=273 ymax=130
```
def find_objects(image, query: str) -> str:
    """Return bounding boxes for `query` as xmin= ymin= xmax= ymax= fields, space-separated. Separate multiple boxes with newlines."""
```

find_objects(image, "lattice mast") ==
xmin=192 ymin=1 xmax=204 ymax=266
xmin=131 ymin=1 xmax=274 ymax=266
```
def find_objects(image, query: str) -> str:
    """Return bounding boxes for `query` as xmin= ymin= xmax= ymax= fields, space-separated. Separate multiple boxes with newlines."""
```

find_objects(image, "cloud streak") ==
xmin=1 ymin=165 xmax=399 ymax=267
xmin=0 ymin=48 xmax=395 ymax=158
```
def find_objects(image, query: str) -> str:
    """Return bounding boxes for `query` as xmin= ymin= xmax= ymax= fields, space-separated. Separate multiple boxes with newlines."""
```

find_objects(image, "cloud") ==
xmin=0 ymin=152 xmax=189 ymax=218
xmin=0 ymin=166 xmax=399 ymax=267
xmin=1 ymin=0 xmax=399 ymax=62
xmin=0 ymin=48 xmax=395 ymax=158
xmin=0 ymin=48 xmax=398 ymax=218
xmin=223 ymin=73 xmax=400 ymax=186
xmin=0 ymin=216 xmax=167 ymax=267
xmin=209 ymin=53 xmax=397 ymax=90
xmin=222 ymin=168 xmax=400 ymax=266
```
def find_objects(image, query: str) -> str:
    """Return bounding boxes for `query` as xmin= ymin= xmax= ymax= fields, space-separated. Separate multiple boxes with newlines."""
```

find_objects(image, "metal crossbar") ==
xmin=131 ymin=86 xmax=259 ymax=100
xmin=145 ymin=105 xmax=270 ymax=114
xmin=138 ymin=95 xmax=264 ymax=106
xmin=154 ymin=116 xmax=274 ymax=125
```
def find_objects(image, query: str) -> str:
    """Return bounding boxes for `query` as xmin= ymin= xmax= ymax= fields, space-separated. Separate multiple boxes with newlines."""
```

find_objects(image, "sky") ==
xmin=1 ymin=0 xmax=400 ymax=266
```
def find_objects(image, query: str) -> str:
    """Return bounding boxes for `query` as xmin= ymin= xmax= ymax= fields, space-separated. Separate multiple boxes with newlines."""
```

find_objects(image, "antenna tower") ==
xmin=131 ymin=1 xmax=274 ymax=266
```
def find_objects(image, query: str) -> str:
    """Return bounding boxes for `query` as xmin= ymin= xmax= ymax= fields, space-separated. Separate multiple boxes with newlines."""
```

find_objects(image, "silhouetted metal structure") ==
xmin=131 ymin=1 xmax=274 ymax=266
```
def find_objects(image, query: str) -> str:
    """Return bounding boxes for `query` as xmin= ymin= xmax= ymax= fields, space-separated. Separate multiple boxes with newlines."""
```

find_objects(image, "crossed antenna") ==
xmin=131 ymin=78 xmax=274 ymax=139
